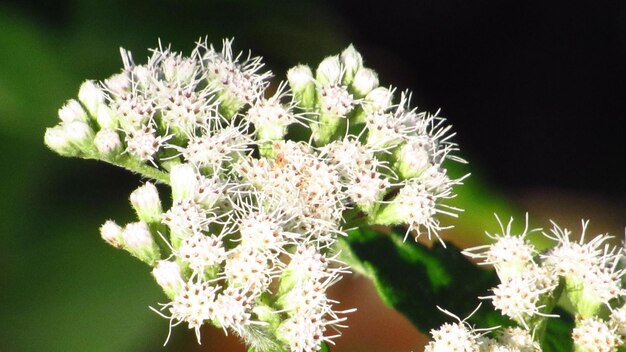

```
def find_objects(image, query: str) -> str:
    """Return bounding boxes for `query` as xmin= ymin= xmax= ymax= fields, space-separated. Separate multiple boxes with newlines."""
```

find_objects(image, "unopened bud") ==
xmin=316 ymin=55 xmax=342 ymax=85
xmin=122 ymin=221 xmax=160 ymax=265
xmin=44 ymin=126 xmax=78 ymax=157
xmin=58 ymin=99 xmax=89 ymax=123
xmin=78 ymin=80 xmax=105 ymax=117
xmin=364 ymin=87 xmax=394 ymax=111
xmin=395 ymin=137 xmax=434 ymax=179
xmin=100 ymin=220 xmax=124 ymax=248
xmin=63 ymin=120 xmax=95 ymax=151
xmin=96 ymin=105 xmax=118 ymax=129
xmin=352 ymin=68 xmax=379 ymax=97
xmin=287 ymin=65 xmax=316 ymax=109
xmin=152 ymin=260 xmax=183 ymax=299
xmin=94 ymin=128 xmax=122 ymax=157
xmin=130 ymin=182 xmax=163 ymax=223
xmin=104 ymin=72 xmax=130 ymax=96
xmin=170 ymin=163 xmax=198 ymax=201
xmin=340 ymin=45 xmax=363 ymax=85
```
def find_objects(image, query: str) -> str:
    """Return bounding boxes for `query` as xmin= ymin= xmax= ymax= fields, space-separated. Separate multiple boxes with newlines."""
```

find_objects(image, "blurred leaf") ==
xmin=339 ymin=228 xmax=509 ymax=334
xmin=541 ymin=307 xmax=574 ymax=352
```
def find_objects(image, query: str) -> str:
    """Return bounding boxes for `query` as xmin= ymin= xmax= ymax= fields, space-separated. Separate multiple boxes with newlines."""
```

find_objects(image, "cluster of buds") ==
xmin=45 ymin=38 xmax=464 ymax=351
xmin=426 ymin=216 xmax=626 ymax=352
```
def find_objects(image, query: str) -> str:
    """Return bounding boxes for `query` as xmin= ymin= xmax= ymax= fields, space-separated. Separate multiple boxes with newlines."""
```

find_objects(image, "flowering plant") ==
xmin=45 ymin=38 xmax=625 ymax=352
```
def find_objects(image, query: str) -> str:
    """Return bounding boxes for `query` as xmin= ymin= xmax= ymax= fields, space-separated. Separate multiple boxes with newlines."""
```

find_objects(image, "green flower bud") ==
xmin=364 ymin=87 xmax=394 ymax=111
xmin=351 ymin=67 xmax=379 ymax=98
xmin=252 ymin=303 xmax=281 ymax=330
xmin=130 ymin=182 xmax=163 ymax=224
xmin=566 ymin=277 xmax=603 ymax=319
xmin=121 ymin=221 xmax=161 ymax=265
xmin=58 ymin=99 xmax=89 ymax=123
xmin=78 ymin=80 xmax=104 ymax=117
xmin=170 ymin=163 xmax=198 ymax=201
xmin=394 ymin=137 xmax=434 ymax=179
xmin=287 ymin=65 xmax=316 ymax=109
xmin=340 ymin=44 xmax=363 ymax=86
xmin=316 ymin=55 xmax=342 ymax=85
xmin=94 ymin=128 xmax=122 ymax=157
xmin=216 ymin=91 xmax=246 ymax=119
xmin=100 ymin=220 xmax=124 ymax=248
xmin=63 ymin=120 xmax=95 ymax=152
xmin=96 ymin=105 xmax=118 ymax=129
xmin=353 ymin=87 xmax=394 ymax=124
xmin=44 ymin=126 xmax=78 ymax=157
xmin=152 ymin=260 xmax=183 ymax=299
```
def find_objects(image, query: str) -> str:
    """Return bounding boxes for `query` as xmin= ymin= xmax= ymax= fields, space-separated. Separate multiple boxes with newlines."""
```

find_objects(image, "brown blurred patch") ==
xmin=514 ymin=188 xmax=625 ymax=242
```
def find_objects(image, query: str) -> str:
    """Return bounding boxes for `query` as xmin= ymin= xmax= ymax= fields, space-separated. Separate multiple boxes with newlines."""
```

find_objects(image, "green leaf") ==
xmin=541 ymin=307 xmax=574 ymax=352
xmin=339 ymin=228 xmax=509 ymax=334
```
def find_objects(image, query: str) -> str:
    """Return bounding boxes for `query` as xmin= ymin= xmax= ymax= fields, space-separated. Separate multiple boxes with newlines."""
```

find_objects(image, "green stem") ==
xmin=535 ymin=278 xmax=565 ymax=347
xmin=87 ymin=154 xmax=170 ymax=184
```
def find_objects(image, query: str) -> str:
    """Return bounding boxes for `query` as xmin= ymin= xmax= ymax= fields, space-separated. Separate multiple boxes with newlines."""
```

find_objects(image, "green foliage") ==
xmin=541 ymin=307 xmax=574 ymax=352
xmin=339 ymin=228 xmax=509 ymax=333
xmin=340 ymin=228 xmax=578 ymax=351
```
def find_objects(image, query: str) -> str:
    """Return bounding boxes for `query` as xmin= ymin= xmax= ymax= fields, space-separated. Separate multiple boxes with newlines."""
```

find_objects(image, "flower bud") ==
xmin=316 ymin=55 xmax=342 ymax=85
xmin=170 ymin=163 xmax=198 ymax=201
xmin=94 ymin=128 xmax=122 ymax=157
xmin=104 ymin=72 xmax=130 ymax=96
xmin=63 ymin=120 xmax=95 ymax=152
xmin=287 ymin=65 xmax=316 ymax=109
xmin=340 ymin=44 xmax=363 ymax=85
xmin=58 ymin=99 xmax=89 ymax=123
xmin=121 ymin=221 xmax=160 ymax=265
xmin=351 ymin=68 xmax=379 ymax=98
xmin=395 ymin=137 xmax=434 ymax=179
xmin=78 ymin=80 xmax=105 ymax=117
xmin=96 ymin=105 xmax=118 ymax=129
xmin=364 ymin=87 xmax=394 ymax=111
xmin=44 ymin=126 xmax=78 ymax=157
xmin=152 ymin=260 xmax=183 ymax=299
xmin=130 ymin=182 xmax=163 ymax=223
xmin=100 ymin=220 xmax=124 ymax=248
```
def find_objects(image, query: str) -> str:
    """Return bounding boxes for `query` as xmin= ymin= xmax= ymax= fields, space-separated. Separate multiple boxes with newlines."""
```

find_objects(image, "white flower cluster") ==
xmin=45 ymin=39 xmax=464 ymax=351
xmin=427 ymin=216 xmax=626 ymax=352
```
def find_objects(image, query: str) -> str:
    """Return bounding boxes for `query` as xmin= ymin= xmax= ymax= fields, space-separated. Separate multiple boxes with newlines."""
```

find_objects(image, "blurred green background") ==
xmin=1 ymin=1 xmax=624 ymax=351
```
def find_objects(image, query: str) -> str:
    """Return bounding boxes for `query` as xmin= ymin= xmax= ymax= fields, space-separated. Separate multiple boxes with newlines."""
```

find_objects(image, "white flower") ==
xmin=181 ymin=124 xmax=251 ymax=171
xmin=375 ymin=177 xmax=460 ymax=242
xmin=162 ymin=199 xmax=211 ymax=239
xmin=463 ymin=214 xmax=539 ymax=281
xmin=167 ymin=280 xmax=218 ymax=343
xmin=318 ymin=84 xmax=355 ymax=117
xmin=485 ymin=273 xmax=555 ymax=326
xmin=572 ymin=317 xmax=622 ymax=352
xmin=124 ymin=124 xmax=167 ymax=162
xmin=497 ymin=327 xmax=541 ymax=352
xmin=178 ymin=233 xmax=226 ymax=273
xmin=425 ymin=322 xmax=481 ymax=352
xmin=200 ymin=38 xmax=271 ymax=116
xmin=542 ymin=220 xmax=625 ymax=316
xmin=224 ymin=245 xmax=276 ymax=294
xmin=213 ymin=287 xmax=254 ymax=335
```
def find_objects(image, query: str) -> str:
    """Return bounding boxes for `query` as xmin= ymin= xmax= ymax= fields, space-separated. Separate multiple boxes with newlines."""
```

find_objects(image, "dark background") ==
xmin=7 ymin=0 xmax=626 ymax=195
xmin=0 ymin=0 xmax=624 ymax=351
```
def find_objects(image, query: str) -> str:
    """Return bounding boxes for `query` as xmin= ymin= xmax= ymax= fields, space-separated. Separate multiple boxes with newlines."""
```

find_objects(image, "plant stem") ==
xmin=87 ymin=154 xmax=170 ymax=184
